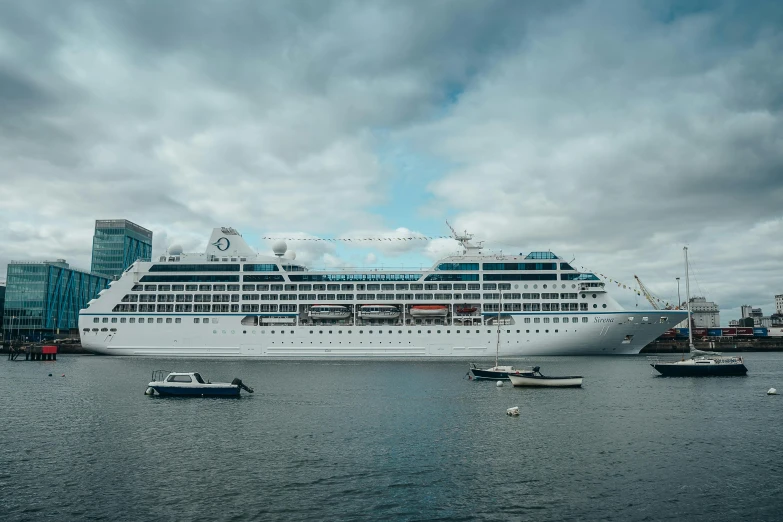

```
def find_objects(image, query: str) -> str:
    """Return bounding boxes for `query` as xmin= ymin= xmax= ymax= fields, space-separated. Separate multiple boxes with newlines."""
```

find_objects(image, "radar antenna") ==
xmin=446 ymin=220 xmax=484 ymax=255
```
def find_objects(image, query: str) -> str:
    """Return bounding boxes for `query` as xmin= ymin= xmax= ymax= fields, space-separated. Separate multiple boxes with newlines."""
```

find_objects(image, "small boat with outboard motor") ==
xmin=507 ymin=366 xmax=583 ymax=387
xmin=145 ymin=370 xmax=254 ymax=397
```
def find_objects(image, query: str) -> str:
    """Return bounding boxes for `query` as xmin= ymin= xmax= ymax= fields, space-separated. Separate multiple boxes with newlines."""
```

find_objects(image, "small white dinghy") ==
xmin=506 ymin=406 xmax=520 ymax=416
xmin=768 ymin=388 xmax=778 ymax=395
xmin=507 ymin=366 xmax=583 ymax=388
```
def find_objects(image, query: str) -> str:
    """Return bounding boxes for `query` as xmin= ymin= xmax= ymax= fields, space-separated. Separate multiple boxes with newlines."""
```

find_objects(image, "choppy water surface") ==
xmin=2 ymin=353 xmax=783 ymax=521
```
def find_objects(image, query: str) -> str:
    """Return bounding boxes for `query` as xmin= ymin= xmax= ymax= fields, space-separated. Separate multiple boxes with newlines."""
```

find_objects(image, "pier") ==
xmin=5 ymin=343 xmax=58 ymax=361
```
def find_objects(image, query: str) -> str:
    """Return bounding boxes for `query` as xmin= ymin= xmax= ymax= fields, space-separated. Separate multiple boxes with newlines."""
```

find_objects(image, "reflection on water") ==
xmin=2 ymin=354 xmax=783 ymax=521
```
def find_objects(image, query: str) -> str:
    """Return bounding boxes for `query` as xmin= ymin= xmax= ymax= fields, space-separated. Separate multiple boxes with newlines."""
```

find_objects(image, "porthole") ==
xmin=582 ymin=294 xmax=586 ymax=298
xmin=593 ymin=304 xmax=597 ymax=308
xmin=543 ymin=284 xmax=547 ymax=289
xmin=533 ymin=284 xmax=538 ymax=289
xmin=592 ymin=294 xmax=597 ymax=299
xmin=514 ymin=284 xmax=519 ymax=289
xmin=213 ymin=330 xmax=217 ymax=334
xmin=602 ymin=304 xmax=607 ymax=308
xmin=524 ymin=284 xmax=528 ymax=289
xmin=572 ymin=284 xmax=576 ymax=289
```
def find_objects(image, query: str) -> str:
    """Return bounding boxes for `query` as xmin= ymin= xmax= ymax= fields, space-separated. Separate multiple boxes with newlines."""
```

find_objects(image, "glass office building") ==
xmin=91 ymin=219 xmax=153 ymax=279
xmin=2 ymin=260 xmax=110 ymax=341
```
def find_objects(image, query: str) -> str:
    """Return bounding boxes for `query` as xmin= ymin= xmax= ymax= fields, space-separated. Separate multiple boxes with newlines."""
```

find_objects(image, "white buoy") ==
xmin=145 ymin=387 xmax=155 ymax=396
xmin=768 ymin=388 xmax=778 ymax=395
xmin=496 ymin=380 xmax=503 ymax=387
xmin=506 ymin=406 xmax=520 ymax=416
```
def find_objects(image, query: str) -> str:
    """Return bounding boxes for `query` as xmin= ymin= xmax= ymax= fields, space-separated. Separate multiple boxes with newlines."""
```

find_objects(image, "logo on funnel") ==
xmin=212 ymin=237 xmax=230 ymax=251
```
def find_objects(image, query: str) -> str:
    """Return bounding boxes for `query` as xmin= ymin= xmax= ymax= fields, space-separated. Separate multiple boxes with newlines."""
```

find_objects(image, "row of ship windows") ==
xmin=86 ymin=315 xmax=592 ymax=331
xmin=111 ymin=302 xmax=599 ymax=313
xmin=130 ymin=282 xmax=584 ymax=293
xmin=120 ymin=292 xmax=585 ymax=303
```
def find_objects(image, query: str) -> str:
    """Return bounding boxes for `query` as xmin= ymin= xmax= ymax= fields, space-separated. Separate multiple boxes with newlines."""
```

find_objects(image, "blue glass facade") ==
xmin=91 ymin=219 xmax=152 ymax=279
xmin=2 ymin=261 xmax=110 ymax=341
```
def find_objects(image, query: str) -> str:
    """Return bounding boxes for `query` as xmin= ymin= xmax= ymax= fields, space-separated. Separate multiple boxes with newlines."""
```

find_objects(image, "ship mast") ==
xmin=446 ymin=220 xmax=484 ymax=255
xmin=684 ymin=247 xmax=694 ymax=352
xmin=495 ymin=292 xmax=502 ymax=368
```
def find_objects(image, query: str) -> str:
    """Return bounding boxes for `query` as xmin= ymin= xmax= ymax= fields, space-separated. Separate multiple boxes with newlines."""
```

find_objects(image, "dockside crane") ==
xmin=634 ymin=275 xmax=661 ymax=310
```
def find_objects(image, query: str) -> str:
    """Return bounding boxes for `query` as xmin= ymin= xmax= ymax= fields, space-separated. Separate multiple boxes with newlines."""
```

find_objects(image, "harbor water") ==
xmin=2 ymin=353 xmax=783 ymax=521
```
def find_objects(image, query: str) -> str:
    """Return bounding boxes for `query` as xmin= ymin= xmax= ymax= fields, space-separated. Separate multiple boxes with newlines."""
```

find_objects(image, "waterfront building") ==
xmin=0 ymin=284 xmax=5 ymax=339
xmin=2 ymin=260 xmax=110 ymax=341
xmin=777 ymin=294 xmax=783 ymax=315
xmin=687 ymin=297 xmax=720 ymax=328
xmin=91 ymin=219 xmax=153 ymax=279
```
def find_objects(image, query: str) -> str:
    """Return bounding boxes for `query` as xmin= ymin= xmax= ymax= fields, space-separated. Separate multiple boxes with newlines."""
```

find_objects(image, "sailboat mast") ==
xmin=684 ymin=246 xmax=694 ymax=351
xmin=495 ymin=291 xmax=502 ymax=368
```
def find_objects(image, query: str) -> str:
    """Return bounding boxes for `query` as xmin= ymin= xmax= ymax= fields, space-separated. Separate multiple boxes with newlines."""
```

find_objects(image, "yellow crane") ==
xmin=634 ymin=275 xmax=661 ymax=310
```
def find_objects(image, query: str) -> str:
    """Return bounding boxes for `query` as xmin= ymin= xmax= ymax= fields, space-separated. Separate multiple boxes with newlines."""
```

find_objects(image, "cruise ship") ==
xmin=78 ymin=227 xmax=687 ymax=357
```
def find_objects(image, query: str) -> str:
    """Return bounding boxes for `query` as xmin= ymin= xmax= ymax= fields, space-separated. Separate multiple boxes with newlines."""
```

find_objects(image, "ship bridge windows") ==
xmin=141 ymin=275 xmax=240 ymax=283
xmin=436 ymin=262 xmax=479 ymax=271
xmin=425 ymin=274 xmax=479 ymax=281
xmin=483 ymin=262 xmax=557 ymax=271
xmin=243 ymin=275 xmax=285 ymax=282
xmin=525 ymin=252 xmax=559 ymax=260
xmin=132 ymin=284 xmax=143 ymax=291
xmin=150 ymin=263 xmax=240 ymax=272
xmin=561 ymin=273 xmax=600 ymax=281
xmin=243 ymin=264 xmax=279 ymax=272
xmin=282 ymin=265 xmax=306 ymax=271
xmin=484 ymin=274 xmax=558 ymax=281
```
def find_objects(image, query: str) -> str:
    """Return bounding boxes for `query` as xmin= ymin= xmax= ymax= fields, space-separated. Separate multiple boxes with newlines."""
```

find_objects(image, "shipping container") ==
xmin=693 ymin=328 xmax=708 ymax=336
xmin=721 ymin=328 xmax=737 ymax=337
xmin=767 ymin=328 xmax=783 ymax=337
xmin=737 ymin=327 xmax=754 ymax=336
xmin=707 ymin=328 xmax=722 ymax=337
xmin=753 ymin=327 xmax=768 ymax=337
xmin=659 ymin=329 xmax=676 ymax=339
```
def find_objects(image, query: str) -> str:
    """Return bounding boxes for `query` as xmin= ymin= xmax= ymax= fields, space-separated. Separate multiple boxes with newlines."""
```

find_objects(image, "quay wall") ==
xmin=642 ymin=338 xmax=783 ymax=353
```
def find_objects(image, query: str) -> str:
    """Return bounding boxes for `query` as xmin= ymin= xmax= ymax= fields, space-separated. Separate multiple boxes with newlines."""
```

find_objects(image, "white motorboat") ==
xmin=145 ymin=371 xmax=254 ymax=397
xmin=507 ymin=366 xmax=583 ymax=387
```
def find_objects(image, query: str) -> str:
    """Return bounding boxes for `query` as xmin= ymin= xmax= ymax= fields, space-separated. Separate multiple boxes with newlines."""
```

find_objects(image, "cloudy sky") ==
xmin=1 ymin=0 xmax=781 ymax=323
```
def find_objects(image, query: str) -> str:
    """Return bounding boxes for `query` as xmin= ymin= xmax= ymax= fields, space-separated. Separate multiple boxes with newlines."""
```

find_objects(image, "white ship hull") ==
xmin=78 ymin=225 xmax=687 ymax=357
xmin=79 ymin=311 xmax=686 ymax=357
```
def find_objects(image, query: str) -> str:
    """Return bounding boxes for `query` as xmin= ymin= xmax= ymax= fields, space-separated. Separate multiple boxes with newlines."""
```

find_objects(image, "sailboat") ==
xmin=469 ymin=293 xmax=530 ymax=380
xmin=650 ymin=247 xmax=748 ymax=377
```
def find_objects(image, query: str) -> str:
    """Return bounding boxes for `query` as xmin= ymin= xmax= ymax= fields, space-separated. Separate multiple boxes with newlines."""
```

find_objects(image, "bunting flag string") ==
xmin=261 ymin=236 xmax=452 ymax=242
xmin=577 ymin=265 xmax=674 ymax=309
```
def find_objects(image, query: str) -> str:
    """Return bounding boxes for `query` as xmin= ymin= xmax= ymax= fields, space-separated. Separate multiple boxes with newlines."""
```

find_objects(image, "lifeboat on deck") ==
xmin=307 ymin=305 xmax=351 ymax=319
xmin=456 ymin=305 xmax=478 ymax=314
xmin=358 ymin=305 xmax=400 ymax=318
xmin=409 ymin=305 xmax=448 ymax=317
